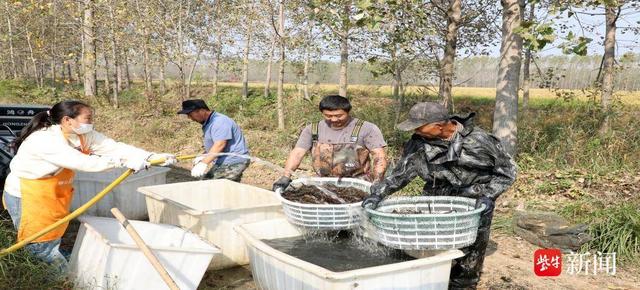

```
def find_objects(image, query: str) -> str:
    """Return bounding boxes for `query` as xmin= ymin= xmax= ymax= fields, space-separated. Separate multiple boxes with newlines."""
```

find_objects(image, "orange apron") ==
xmin=17 ymin=134 xmax=90 ymax=242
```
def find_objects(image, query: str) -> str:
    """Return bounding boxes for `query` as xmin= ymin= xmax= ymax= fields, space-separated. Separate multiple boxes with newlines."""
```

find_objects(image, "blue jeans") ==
xmin=3 ymin=192 xmax=68 ymax=271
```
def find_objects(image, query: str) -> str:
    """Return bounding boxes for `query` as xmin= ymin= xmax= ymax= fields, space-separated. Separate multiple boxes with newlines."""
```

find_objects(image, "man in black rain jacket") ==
xmin=362 ymin=102 xmax=517 ymax=290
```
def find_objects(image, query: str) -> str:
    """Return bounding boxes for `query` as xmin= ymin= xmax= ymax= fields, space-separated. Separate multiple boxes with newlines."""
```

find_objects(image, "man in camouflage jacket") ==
xmin=362 ymin=102 xmax=517 ymax=290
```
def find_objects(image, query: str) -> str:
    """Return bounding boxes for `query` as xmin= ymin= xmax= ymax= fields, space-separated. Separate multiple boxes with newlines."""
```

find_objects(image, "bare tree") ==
xmin=521 ymin=2 xmax=536 ymax=110
xmin=4 ymin=2 xmax=17 ymax=79
xmin=276 ymin=0 xmax=286 ymax=130
xmin=83 ymin=0 xmax=97 ymax=97
xmin=242 ymin=27 xmax=253 ymax=100
xmin=440 ymin=0 xmax=462 ymax=112
xmin=598 ymin=3 xmax=620 ymax=135
xmin=311 ymin=1 xmax=361 ymax=97
xmin=493 ymin=0 xmax=524 ymax=156
xmin=107 ymin=0 xmax=120 ymax=107
xmin=264 ymin=37 xmax=276 ymax=98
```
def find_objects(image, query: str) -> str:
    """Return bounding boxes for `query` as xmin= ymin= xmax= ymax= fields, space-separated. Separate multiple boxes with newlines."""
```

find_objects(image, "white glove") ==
xmin=192 ymin=155 xmax=205 ymax=165
xmin=125 ymin=156 xmax=150 ymax=172
xmin=149 ymin=153 xmax=177 ymax=166
xmin=191 ymin=162 xmax=209 ymax=178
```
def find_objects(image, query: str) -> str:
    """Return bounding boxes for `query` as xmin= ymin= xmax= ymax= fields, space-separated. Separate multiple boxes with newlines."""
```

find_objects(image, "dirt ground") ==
xmin=64 ymin=164 xmax=640 ymax=290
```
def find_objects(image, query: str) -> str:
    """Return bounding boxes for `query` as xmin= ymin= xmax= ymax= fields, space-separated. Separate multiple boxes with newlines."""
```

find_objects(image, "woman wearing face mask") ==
xmin=2 ymin=100 xmax=176 ymax=268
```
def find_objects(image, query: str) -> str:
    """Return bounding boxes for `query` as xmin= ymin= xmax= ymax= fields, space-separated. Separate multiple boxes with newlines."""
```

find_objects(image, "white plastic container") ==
xmin=236 ymin=219 xmax=464 ymax=290
xmin=69 ymin=216 xmax=218 ymax=290
xmin=139 ymin=179 xmax=284 ymax=270
xmin=276 ymin=177 xmax=371 ymax=230
xmin=72 ymin=167 xmax=170 ymax=220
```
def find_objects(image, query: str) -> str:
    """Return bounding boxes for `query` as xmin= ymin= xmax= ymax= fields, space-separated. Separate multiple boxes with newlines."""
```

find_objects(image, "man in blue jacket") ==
xmin=178 ymin=99 xmax=250 ymax=182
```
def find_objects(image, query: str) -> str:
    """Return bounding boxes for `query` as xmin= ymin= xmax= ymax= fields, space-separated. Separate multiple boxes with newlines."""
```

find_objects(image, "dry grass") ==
xmin=214 ymin=82 xmax=640 ymax=105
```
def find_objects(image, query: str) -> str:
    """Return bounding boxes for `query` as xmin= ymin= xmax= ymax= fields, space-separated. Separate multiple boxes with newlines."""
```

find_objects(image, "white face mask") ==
xmin=72 ymin=123 xmax=94 ymax=135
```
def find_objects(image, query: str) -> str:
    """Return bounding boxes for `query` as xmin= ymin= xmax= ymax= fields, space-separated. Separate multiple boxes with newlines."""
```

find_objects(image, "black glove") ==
xmin=362 ymin=182 xmax=387 ymax=209
xmin=362 ymin=194 xmax=383 ymax=209
xmin=459 ymin=184 xmax=484 ymax=197
xmin=475 ymin=196 xmax=494 ymax=212
xmin=272 ymin=176 xmax=292 ymax=192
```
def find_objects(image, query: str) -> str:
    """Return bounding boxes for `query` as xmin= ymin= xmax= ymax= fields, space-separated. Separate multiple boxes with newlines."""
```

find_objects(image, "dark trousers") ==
xmin=204 ymin=160 xmax=250 ymax=182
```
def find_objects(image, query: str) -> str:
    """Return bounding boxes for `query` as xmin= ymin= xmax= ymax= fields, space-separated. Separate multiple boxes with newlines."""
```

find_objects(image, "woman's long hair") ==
xmin=12 ymin=100 xmax=90 ymax=151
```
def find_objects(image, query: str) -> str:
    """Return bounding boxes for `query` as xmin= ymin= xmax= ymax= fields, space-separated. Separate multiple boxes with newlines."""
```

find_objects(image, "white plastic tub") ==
xmin=69 ymin=216 xmax=218 ymax=290
xmin=72 ymin=167 xmax=170 ymax=220
xmin=236 ymin=219 xmax=464 ymax=290
xmin=139 ymin=179 xmax=284 ymax=270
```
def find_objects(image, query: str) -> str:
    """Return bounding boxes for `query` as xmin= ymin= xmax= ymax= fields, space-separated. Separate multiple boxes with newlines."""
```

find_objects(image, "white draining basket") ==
xmin=275 ymin=177 xmax=371 ymax=230
xmin=365 ymin=196 xmax=485 ymax=250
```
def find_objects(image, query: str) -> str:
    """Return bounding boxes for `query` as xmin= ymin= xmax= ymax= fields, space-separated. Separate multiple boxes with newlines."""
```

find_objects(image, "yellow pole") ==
xmin=0 ymin=154 xmax=197 ymax=257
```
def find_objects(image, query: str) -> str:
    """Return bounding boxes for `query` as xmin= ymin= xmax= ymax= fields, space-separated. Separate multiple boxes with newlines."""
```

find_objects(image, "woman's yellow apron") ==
xmin=16 ymin=134 xmax=90 ymax=242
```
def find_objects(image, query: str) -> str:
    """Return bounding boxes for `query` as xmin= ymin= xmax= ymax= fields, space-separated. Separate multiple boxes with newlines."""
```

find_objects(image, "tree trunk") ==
xmin=296 ymin=74 xmax=304 ymax=101
xmin=599 ymin=5 xmax=618 ymax=135
xmin=338 ymin=3 xmax=350 ymax=97
xmin=66 ymin=62 xmax=72 ymax=82
xmin=393 ymin=68 xmax=404 ymax=127
xmin=50 ymin=59 xmax=56 ymax=85
xmin=142 ymin=35 xmax=152 ymax=95
xmin=492 ymin=0 xmax=524 ymax=156
xmin=51 ymin=1 xmax=58 ymax=85
xmin=135 ymin=0 xmax=151 ymax=95
xmin=108 ymin=1 xmax=120 ymax=106
xmin=522 ymin=48 xmax=531 ymax=110
xmin=109 ymin=54 xmax=119 ymax=108
xmin=439 ymin=0 xmax=461 ymax=112
xmin=242 ymin=27 xmax=252 ymax=100
xmin=186 ymin=50 xmax=202 ymax=99
xmin=25 ymin=30 xmax=39 ymax=85
xmin=391 ymin=47 xmax=399 ymax=100
xmin=276 ymin=0 xmax=285 ymax=130
xmin=338 ymin=33 xmax=348 ymax=97
xmin=116 ymin=58 xmax=122 ymax=92
xmin=303 ymin=48 xmax=310 ymax=101
xmin=522 ymin=2 xmax=534 ymax=110
xmin=211 ymin=32 xmax=222 ymax=97
xmin=39 ymin=63 xmax=45 ymax=87
xmin=103 ymin=52 xmax=116 ymax=95
xmin=74 ymin=56 xmax=82 ymax=83
xmin=0 ymin=54 xmax=5 ymax=79
xmin=211 ymin=49 xmax=220 ymax=97
xmin=4 ymin=2 xmax=17 ymax=79
xmin=61 ymin=62 xmax=66 ymax=81
xmin=82 ymin=0 xmax=97 ymax=97
xmin=104 ymin=54 xmax=112 ymax=96
xmin=159 ymin=56 xmax=167 ymax=94
xmin=176 ymin=3 xmax=185 ymax=98
xmin=123 ymin=55 xmax=131 ymax=89
xmin=264 ymin=37 xmax=276 ymax=98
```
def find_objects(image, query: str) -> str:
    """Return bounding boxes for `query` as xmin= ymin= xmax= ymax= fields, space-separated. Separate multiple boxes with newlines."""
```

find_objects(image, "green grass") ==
xmin=491 ymin=213 xmax=514 ymax=235
xmin=0 ymin=215 xmax=72 ymax=289
xmin=560 ymin=197 xmax=640 ymax=265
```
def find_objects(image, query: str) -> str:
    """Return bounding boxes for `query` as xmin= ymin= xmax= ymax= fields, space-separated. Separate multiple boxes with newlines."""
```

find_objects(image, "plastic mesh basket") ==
xmin=276 ymin=177 xmax=371 ymax=230
xmin=365 ymin=196 xmax=485 ymax=250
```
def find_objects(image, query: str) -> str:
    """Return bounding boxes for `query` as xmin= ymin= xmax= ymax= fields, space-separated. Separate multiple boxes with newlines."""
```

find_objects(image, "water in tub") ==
xmin=263 ymin=231 xmax=415 ymax=272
